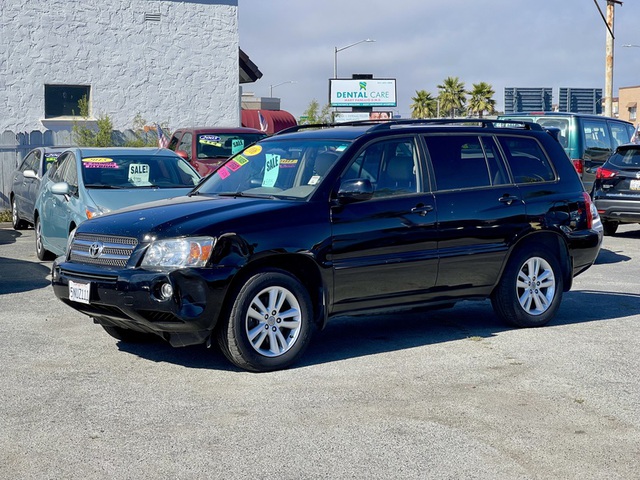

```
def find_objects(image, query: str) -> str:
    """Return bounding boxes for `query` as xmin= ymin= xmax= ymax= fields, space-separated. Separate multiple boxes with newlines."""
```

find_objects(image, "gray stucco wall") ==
xmin=1 ymin=0 xmax=240 ymax=133
xmin=0 ymin=0 xmax=240 ymax=211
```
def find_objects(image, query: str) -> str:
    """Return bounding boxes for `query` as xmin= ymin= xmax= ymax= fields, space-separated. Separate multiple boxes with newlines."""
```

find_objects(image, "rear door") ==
xmin=425 ymin=134 xmax=528 ymax=293
xmin=330 ymin=136 xmax=438 ymax=313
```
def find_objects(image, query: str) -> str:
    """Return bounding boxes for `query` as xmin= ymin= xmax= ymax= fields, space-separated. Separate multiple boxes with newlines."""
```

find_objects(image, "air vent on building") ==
xmin=144 ymin=13 xmax=161 ymax=22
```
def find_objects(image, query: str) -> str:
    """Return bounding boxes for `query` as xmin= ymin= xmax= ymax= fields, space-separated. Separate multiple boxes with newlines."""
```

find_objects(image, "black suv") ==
xmin=51 ymin=119 xmax=603 ymax=372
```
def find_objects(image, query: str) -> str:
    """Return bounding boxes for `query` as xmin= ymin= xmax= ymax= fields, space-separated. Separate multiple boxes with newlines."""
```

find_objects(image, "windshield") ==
xmin=82 ymin=154 xmax=200 ymax=188
xmin=195 ymin=139 xmax=351 ymax=199
xmin=196 ymin=133 xmax=267 ymax=159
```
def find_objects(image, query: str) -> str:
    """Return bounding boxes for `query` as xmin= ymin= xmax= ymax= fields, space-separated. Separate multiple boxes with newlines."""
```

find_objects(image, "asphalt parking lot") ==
xmin=1 ymin=222 xmax=639 ymax=479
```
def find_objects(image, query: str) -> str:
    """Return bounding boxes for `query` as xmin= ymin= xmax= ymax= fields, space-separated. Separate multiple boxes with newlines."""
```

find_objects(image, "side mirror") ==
xmin=175 ymin=150 xmax=190 ymax=161
xmin=51 ymin=182 xmax=71 ymax=196
xmin=337 ymin=178 xmax=374 ymax=203
xmin=23 ymin=169 xmax=38 ymax=179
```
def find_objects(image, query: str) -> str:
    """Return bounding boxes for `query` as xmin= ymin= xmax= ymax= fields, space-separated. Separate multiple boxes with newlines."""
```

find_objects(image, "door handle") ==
xmin=411 ymin=204 xmax=434 ymax=217
xmin=498 ymin=195 xmax=519 ymax=206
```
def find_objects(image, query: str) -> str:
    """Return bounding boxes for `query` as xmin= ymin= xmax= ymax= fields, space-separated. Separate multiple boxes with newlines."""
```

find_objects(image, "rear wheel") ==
xmin=217 ymin=269 xmax=315 ymax=372
xmin=11 ymin=197 xmax=28 ymax=230
xmin=35 ymin=217 xmax=54 ymax=260
xmin=101 ymin=325 xmax=159 ymax=343
xmin=492 ymin=244 xmax=564 ymax=328
xmin=602 ymin=220 xmax=618 ymax=236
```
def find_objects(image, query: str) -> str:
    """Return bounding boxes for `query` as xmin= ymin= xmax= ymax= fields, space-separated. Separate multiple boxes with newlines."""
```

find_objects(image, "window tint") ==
xmin=19 ymin=151 xmax=36 ymax=172
xmin=609 ymin=147 xmax=640 ymax=168
xmin=583 ymin=120 xmax=611 ymax=150
xmin=425 ymin=135 xmax=498 ymax=190
xmin=498 ymin=136 xmax=555 ymax=184
xmin=609 ymin=122 xmax=632 ymax=148
xmin=178 ymin=133 xmax=193 ymax=159
xmin=345 ymin=138 xmax=419 ymax=197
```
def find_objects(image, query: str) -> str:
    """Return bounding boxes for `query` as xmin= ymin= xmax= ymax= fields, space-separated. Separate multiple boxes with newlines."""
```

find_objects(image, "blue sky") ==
xmin=238 ymin=0 xmax=640 ymax=118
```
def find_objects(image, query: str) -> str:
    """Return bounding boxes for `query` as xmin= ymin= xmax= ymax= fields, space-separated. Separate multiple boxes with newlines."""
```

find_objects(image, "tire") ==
xmin=101 ymin=325 xmax=159 ymax=343
xmin=602 ymin=221 xmax=618 ymax=236
xmin=491 ymin=244 xmax=564 ymax=328
xmin=35 ymin=217 xmax=55 ymax=261
xmin=217 ymin=269 xmax=315 ymax=372
xmin=11 ymin=197 xmax=28 ymax=230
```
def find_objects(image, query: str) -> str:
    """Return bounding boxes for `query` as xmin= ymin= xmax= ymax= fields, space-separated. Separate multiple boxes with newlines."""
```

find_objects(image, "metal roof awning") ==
xmin=240 ymin=48 xmax=262 ymax=84
xmin=627 ymin=102 xmax=637 ymax=108
xmin=241 ymin=110 xmax=297 ymax=135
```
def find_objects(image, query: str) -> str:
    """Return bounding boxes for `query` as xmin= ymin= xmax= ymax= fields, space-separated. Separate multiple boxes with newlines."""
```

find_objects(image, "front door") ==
xmin=330 ymin=137 xmax=438 ymax=313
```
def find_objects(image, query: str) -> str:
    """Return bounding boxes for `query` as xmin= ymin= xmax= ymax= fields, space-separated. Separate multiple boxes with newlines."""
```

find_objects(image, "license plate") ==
xmin=69 ymin=280 xmax=91 ymax=304
xmin=630 ymin=179 xmax=640 ymax=191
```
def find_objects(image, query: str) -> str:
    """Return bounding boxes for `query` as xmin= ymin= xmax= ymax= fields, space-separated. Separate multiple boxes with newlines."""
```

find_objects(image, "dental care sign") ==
xmin=329 ymin=79 xmax=397 ymax=107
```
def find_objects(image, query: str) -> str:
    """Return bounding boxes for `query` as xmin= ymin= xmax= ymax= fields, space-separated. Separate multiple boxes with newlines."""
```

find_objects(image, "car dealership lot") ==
xmin=1 ymin=223 xmax=639 ymax=479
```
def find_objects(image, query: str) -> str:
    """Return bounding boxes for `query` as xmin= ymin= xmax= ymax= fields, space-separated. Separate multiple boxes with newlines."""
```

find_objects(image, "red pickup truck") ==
xmin=167 ymin=127 xmax=267 ymax=176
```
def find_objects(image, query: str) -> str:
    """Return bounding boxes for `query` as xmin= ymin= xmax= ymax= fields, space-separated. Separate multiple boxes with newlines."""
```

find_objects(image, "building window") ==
xmin=44 ymin=85 xmax=91 ymax=118
xmin=630 ymin=106 xmax=637 ymax=122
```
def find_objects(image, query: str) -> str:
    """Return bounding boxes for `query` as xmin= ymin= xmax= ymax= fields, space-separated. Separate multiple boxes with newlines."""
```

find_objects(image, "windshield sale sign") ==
xmin=329 ymin=79 xmax=397 ymax=107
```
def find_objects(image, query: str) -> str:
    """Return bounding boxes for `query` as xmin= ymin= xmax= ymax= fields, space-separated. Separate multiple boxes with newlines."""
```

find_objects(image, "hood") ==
xmin=81 ymin=194 xmax=307 ymax=240
xmin=85 ymin=187 xmax=194 ymax=214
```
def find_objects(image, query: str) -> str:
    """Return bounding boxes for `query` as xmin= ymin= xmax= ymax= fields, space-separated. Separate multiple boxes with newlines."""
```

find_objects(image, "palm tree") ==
xmin=467 ymin=82 xmax=496 ymax=118
xmin=410 ymin=90 xmax=437 ymax=118
xmin=437 ymin=76 xmax=466 ymax=117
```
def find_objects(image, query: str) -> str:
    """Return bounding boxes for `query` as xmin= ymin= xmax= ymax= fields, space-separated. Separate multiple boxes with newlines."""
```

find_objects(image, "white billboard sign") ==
xmin=330 ymin=79 xmax=397 ymax=107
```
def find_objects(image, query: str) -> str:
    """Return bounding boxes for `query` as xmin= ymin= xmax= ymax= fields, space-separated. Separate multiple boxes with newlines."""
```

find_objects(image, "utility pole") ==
xmin=594 ymin=0 xmax=623 ymax=117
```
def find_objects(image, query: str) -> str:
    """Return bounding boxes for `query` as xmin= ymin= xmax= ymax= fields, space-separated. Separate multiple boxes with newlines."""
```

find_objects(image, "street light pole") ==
xmin=333 ymin=39 xmax=375 ymax=79
xmin=269 ymin=81 xmax=296 ymax=98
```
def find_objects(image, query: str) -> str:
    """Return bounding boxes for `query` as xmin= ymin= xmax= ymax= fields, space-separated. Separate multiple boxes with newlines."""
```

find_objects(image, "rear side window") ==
xmin=583 ymin=119 xmax=611 ymax=150
xmin=498 ymin=136 xmax=556 ymax=184
xmin=424 ymin=135 xmax=506 ymax=190
xmin=609 ymin=122 xmax=632 ymax=149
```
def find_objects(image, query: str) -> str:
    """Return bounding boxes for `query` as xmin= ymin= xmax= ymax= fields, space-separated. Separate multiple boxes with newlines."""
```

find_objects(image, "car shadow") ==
xmin=0 ymin=226 xmax=22 ymax=245
xmin=0 ymin=256 xmax=50 ymax=294
xmin=115 ymin=288 xmax=640 ymax=372
xmin=594 ymin=247 xmax=632 ymax=265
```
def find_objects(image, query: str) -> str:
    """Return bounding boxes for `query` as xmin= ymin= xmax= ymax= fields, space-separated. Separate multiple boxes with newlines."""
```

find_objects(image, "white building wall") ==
xmin=1 ymin=0 xmax=239 ymax=133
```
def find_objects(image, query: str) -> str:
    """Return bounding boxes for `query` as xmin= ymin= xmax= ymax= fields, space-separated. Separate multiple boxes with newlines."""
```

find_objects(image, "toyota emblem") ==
xmin=89 ymin=242 xmax=104 ymax=258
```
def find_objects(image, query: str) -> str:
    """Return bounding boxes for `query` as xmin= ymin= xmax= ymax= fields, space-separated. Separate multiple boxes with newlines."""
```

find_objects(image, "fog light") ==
xmin=160 ymin=282 xmax=173 ymax=300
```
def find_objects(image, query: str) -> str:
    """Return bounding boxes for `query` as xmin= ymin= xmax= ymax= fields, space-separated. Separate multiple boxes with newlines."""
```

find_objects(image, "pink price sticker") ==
xmin=217 ymin=166 xmax=231 ymax=179
xmin=227 ymin=160 xmax=242 ymax=172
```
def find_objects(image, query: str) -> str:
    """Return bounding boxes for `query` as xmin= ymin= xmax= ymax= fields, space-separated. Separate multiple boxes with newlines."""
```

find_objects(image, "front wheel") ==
xmin=491 ymin=245 xmax=564 ymax=328
xmin=35 ymin=217 xmax=54 ymax=261
xmin=217 ymin=269 xmax=315 ymax=372
xmin=12 ymin=197 xmax=28 ymax=230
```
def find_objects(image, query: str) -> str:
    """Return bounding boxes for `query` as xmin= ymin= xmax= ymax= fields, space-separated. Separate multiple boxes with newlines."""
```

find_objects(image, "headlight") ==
xmin=141 ymin=236 xmax=216 ymax=268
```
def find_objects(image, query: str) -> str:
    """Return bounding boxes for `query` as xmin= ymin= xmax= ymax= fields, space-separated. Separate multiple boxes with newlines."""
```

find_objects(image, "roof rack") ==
xmin=363 ymin=118 xmax=544 ymax=132
xmin=274 ymin=118 xmax=544 ymax=136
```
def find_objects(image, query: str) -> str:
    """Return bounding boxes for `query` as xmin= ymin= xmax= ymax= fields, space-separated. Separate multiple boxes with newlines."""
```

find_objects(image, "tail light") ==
xmin=582 ymin=192 xmax=594 ymax=229
xmin=571 ymin=158 xmax=584 ymax=176
xmin=595 ymin=167 xmax=616 ymax=180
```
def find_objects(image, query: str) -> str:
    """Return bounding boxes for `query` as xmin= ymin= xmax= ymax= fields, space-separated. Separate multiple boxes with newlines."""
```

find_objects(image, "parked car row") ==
xmin=10 ymin=146 xmax=202 ymax=260
xmin=49 ymin=118 xmax=604 ymax=372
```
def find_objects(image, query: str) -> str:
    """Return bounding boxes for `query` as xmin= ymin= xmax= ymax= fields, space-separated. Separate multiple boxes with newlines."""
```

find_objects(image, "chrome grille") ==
xmin=69 ymin=233 xmax=138 ymax=267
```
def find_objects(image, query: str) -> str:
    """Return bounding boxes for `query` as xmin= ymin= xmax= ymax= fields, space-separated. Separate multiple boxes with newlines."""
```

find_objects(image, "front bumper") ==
xmin=52 ymin=259 xmax=234 ymax=347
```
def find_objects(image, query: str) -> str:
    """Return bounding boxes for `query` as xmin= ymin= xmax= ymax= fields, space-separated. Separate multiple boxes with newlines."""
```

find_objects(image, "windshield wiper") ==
xmin=216 ymin=192 xmax=277 ymax=199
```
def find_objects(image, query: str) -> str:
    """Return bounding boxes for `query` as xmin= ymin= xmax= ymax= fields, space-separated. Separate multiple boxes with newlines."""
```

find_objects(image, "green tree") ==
xmin=300 ymin=99 xmax=332 ymax=124
xmin=410 ymin=90 xmax=438 ymax=118
xmin=467 ymin=82 xmax=496 ymax=118
xmin=437 ymin=76 xmax=467 ymax=117
xmin=72 ymin=96 xmax=114 ymax=147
